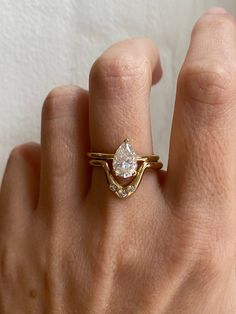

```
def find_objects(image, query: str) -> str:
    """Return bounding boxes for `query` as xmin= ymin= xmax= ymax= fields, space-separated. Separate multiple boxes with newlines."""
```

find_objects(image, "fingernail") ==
xmin=205 ymin=7 xmax=227 ymax=15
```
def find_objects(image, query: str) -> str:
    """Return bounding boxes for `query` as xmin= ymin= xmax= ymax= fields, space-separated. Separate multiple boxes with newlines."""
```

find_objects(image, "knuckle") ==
xmin=43 ymin=85 xmax=84 ymax=120
xmin=46 ymin=86 xmax=67 ymax=100
xmin=193 ymin=13 xmax=236 ymax=37
xmin=45 ymin=85 xmax=81 ymax=100
xmin=8 ymin=145 xmax=26 ymax=161
xmin=8 ymin=143 xmax=38 ymax=164
xmin=178 ymin=63 xmax=236 ymax=105
xmin=90 ymin=55 xmax=151 ymax=92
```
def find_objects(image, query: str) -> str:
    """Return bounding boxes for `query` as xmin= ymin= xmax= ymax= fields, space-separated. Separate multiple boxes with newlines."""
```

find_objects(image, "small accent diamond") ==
xmin=126 ymin=185 xmax=135 ymax=193
xmin=117 ymin=189 xmax=128 ymax=198
xmin=109 ymin=184 xmax=117 ymax=192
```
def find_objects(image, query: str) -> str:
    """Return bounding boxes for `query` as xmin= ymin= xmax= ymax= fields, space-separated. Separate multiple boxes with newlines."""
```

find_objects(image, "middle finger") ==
xmin=88 ymin=38 xmax=163 ymax=199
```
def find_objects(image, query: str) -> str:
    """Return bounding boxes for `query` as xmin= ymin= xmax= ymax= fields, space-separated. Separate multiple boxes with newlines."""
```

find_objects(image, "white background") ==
xmin=0 ymin=0 xmax=236 ymax=177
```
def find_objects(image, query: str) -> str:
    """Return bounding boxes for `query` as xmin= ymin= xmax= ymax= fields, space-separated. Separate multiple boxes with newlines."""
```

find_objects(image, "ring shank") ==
xmin=87 ymin=152 xmax=160 ymax=162
xmin=89 ymin=159 xmax=163 ymax=169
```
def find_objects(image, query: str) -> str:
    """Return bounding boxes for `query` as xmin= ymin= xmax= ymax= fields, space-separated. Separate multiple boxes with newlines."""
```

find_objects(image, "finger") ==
xmin=39 ymin=86 xmax=90 ymax=212
xmin=89 ymin=37 xmax=162 ymax=153
xmin=166 ymin=10 xmax=236 ymax=208
xmin=0 ymin=143 xmax=40 ymax=232
xmin=88 ymin=38 xmax=163 ymax=199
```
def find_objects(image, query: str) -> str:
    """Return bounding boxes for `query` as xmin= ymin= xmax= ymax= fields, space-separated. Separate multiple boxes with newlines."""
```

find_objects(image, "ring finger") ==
xmin=88 ymin=38 xmax=163 ymax=199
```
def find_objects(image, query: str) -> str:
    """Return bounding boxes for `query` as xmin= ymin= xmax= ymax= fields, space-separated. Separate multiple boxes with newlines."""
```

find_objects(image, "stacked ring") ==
xmin=87 ymin=139 xmax=163 ymax=199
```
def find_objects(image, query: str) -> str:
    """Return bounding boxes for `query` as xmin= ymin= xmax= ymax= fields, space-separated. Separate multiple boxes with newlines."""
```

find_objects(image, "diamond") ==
xmin=126 ymin=185 xmax=135 ymax=193
xmin=109 ymin=184 xmax=117 ymax=192
xmin=112 ymin=139 xmax=137 ymax=178
xmin=117 ymin=189 xmax=128 ymax=198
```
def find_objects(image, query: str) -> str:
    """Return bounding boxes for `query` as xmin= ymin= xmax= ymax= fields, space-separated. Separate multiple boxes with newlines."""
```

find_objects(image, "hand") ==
xmin=1 ymin=8 xmax=236 ymax=313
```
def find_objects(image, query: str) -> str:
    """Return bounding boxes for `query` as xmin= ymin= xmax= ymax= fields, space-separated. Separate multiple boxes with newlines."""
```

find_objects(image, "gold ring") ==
xmin=87 ymin=139 xmax=163 ymax=198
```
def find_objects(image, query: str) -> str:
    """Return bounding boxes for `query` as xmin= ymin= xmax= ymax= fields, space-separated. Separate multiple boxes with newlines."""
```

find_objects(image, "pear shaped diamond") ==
xmin=112 ymin=139 xmax=137 ymax=178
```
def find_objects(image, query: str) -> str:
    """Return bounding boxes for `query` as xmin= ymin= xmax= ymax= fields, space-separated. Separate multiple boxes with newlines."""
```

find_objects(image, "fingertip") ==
xmin=204 ymin=7 xmax=227 ymax=15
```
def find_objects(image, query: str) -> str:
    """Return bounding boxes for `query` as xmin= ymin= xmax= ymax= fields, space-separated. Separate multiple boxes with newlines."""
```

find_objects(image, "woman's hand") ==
xmin=1 ymin=8 xmax=236 ymax=313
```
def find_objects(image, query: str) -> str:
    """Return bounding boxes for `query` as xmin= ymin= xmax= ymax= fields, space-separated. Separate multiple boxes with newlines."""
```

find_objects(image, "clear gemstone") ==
xmin=112 ymin=140 xmax=137 ymax=178
xmin=109 ymin=184 xmax=117 ymax=192
xmin=126 ymin=185 xmax=135 ymax=193
xmin=117 ymin=189 xmax=128 ymax=198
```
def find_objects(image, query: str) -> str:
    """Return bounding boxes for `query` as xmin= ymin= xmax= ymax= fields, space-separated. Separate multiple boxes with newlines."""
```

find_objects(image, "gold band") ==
xmin=89 ymin=159 xmax=162 ymax=199
xmin=87 ymin=152 xmax=160 ymax=162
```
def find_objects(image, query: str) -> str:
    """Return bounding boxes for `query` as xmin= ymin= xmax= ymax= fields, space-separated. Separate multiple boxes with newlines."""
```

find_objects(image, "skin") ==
xmin=0 ymin=7 xmax=236 ymax=314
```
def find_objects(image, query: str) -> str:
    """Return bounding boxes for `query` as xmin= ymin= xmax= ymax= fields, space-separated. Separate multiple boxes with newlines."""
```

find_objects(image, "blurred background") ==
xmin=0 ymin=0 xmax=236 ymax=177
